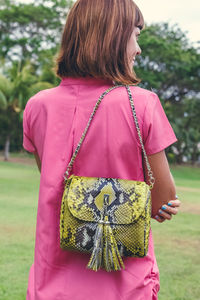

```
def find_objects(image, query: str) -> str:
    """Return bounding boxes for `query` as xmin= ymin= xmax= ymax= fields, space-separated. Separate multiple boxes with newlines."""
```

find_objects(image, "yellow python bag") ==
xmin=60 ymin=85 xmax=154 ymax=272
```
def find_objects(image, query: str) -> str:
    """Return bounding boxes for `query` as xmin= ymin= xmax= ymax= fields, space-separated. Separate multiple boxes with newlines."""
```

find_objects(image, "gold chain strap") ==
xmin=64 ymin=84 xmax=155 ymax=189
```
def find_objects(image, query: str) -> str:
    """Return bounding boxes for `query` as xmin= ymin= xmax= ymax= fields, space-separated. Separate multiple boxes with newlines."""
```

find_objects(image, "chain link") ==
xmin=64 ymin=84 xmax=155 ymax=189
xmin=126 ymin=86 xmax=155 ymax=188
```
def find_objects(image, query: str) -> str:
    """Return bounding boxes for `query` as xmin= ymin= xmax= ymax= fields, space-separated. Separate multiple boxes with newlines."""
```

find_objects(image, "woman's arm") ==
xmin=145 ymin=150 xmax=179 ymax=218
xmin=34 ymin=152 xmax=41 ymax=173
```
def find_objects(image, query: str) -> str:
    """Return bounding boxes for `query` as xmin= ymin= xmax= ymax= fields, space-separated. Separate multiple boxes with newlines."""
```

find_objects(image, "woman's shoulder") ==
xmin=129 ymin=86 xmax=159 ymax=103
xmin=108 ymin=85 xmax=159 ymax=111
xmin=111 ymin=85 xmax=158 ymax=100
xmin=25 ymin=86 xmax=60 ymax=109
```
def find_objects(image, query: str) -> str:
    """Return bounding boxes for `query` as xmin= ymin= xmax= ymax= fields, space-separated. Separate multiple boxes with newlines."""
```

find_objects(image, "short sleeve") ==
xmin=143 ymin=93 xmax=177 ymax=155
xmin=23 ymin=103 xmax=36 ymax=153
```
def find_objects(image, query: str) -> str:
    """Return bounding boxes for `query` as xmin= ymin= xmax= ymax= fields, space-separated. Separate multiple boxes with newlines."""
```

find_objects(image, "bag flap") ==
xmin=64 ymin=176 xmax=151 ymax=225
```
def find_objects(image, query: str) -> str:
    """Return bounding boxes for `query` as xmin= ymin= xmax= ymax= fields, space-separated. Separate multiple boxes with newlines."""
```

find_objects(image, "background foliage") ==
xmin=0 ymin=0 xmax=200 ymax=163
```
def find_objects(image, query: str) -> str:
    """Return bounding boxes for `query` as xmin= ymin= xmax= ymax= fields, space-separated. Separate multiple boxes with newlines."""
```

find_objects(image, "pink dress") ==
xmin=23 ymin=77 xmax=177 ymax=300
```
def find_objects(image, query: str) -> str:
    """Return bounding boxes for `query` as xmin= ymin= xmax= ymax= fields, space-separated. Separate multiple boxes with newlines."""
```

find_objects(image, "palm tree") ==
xmin=0 ymin=74 xmax=14 ymax=160
xmin=0 ymin=61 xmax=54 ymax=160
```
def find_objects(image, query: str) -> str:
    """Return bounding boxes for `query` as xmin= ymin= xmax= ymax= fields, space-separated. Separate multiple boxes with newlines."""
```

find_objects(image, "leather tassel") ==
xmin=103 ymin=217 xmax=125 ymax=272
xmin=104 ymin=222 xmax=111 ymax=271
xmin=87 ymin=217 xmax=125 ymax=272
xmin=87 ymin=222 xmax=104 ymax=271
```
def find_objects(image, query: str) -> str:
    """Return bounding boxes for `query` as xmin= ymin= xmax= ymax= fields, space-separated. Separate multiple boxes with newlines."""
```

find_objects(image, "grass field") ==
xmin=0 ymin=157 xmax=200 ymax=300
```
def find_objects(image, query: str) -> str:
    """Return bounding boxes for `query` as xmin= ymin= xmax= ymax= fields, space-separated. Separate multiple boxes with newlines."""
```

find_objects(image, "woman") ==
xmin=23 ymin=0 xmax=181 ymax=299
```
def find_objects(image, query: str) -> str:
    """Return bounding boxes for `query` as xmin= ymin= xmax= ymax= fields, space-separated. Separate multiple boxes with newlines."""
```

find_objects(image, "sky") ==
xmin=135 ymin=0 xmax=199 ymax=47
xmin=18 ymin=0 xmax=199 ymax=47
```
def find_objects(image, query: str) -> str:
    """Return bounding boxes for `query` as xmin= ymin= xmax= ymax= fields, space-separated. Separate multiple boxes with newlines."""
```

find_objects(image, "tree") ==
xmin=0 ymin=0 xmax=73 ymax=64
xmin=0 ymin=0 xmax=72 ymax=158
xmin=0 ymin=61 xmax=54 ymax=160
xmin=135 ymin=23 xmax=200 ymax=163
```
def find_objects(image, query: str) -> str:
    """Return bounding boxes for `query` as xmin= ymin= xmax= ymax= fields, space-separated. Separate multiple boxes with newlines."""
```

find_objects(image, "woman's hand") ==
xmin=154 ymin=199 xmax=181 ymax=223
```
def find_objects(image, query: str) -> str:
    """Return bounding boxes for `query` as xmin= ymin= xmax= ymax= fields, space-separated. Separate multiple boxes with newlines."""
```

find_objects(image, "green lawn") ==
xmin=0 ymin=160 xmax=200 ymax=300
xmin=0 ymin=161 xmax=39 ymax=300
xmin=152 ymin=165 xmax=200 ymax=300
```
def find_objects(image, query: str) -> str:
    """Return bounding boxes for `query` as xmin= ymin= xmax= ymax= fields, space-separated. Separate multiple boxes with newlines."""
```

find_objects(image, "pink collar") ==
xmin=59 ymin=76 xmax=114 ymax=86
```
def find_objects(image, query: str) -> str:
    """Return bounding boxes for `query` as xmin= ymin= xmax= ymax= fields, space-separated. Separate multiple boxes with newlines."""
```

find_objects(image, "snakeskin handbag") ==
xmin=60 ymin=85 xmax=155 ymax=272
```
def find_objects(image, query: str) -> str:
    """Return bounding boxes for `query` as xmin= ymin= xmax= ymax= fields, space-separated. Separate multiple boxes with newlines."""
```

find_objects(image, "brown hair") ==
xmin=55 ymin=0 xmax=144 ymax=85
